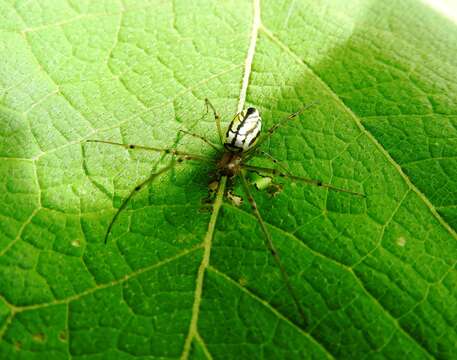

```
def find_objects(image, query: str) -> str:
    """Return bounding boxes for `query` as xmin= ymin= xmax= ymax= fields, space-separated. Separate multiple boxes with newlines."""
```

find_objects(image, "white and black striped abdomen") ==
xmin=224 ymin=107 xmax=261 ymax=153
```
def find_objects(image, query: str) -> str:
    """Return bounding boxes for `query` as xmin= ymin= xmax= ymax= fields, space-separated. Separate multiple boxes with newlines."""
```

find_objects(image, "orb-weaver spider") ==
xmin=86 ymin=99 xmax=364 ymax=325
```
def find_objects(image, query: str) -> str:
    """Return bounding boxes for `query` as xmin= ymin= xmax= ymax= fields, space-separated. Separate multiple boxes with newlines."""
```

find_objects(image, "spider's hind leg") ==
xmin=242 ymin=164 xmax=365 ymax=197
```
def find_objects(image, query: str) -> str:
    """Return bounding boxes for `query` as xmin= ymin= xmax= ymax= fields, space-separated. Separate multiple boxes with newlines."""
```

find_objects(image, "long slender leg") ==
xmin=103 ymin=155 xmax=199 ymax=244
xmin=243 ymin=164 xmax=365 ymax=197
xmin=257 ymin=150 xmax=292 ymax=176
xmin=205 ymin=98 xmax=224 ymax=145
xmin=255 ymin=100 xmax=319 ymax=149
xmin=85 ymin=139 xmax=212 ymax=163
xmin=103 ymin=161 xmax=175 ymax=244
xmin=178 ymin=129 xmax=222 ymax=152
xmin=238 ymin=170 xmax=307 ymax=325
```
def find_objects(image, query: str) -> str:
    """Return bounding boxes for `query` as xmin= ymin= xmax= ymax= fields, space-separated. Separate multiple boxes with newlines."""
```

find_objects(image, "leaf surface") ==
xmin=1 ymin=0 xmax=456 ymax=359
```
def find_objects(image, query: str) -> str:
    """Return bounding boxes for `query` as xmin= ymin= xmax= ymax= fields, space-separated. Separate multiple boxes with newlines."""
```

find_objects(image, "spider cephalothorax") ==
xmin=216 ymin=152 xmax=242 ymax=177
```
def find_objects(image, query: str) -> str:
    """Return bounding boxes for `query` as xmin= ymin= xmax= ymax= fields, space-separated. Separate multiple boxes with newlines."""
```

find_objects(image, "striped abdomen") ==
xmin=224 ymin=107 xmax=261 ymax=153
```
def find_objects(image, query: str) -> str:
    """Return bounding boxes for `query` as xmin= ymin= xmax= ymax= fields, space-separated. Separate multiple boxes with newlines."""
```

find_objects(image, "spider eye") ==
xmin=246 ymin=107 xmax=256 ymax=115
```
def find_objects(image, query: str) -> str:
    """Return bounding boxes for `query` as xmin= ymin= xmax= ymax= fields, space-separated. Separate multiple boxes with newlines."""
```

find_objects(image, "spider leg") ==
xmin=243 ymin=164 xmax=365 ymax=197
xmin=85 ymin=139 xmax=211 ymax=163
xmin=255 ymin=100 xmax=320 ymax=149
xmin=205 ymin=98 xmax=224 ymax=145
xmin=253 ymin=150 xmax=292 ymax=176
xmin=103 ymin=156 xmax=200 ymax=244
xmin=178 ymin=129 xmax=222 ymax=152
xmin=238 ymin=169 xmax=307 ymax=325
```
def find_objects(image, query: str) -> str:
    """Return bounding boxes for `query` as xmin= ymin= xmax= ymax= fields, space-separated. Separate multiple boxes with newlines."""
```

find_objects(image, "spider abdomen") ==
xmin=224 ymin=107 xmax=261 ymax=153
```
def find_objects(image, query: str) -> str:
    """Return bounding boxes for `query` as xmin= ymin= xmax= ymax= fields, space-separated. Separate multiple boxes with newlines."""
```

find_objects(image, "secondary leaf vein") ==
xmin=208 ymin=266 xmax=334 ymax=359
xmin=260 ymin=24 xmax=457 ymax=242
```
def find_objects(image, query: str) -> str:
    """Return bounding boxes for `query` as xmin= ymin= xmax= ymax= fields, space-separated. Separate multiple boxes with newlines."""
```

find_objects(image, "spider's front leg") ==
xmin=85 ymin=138 xmax=213 ymax=243
xmin=85 ymin=139 xmax=211 ymax=163
xmin=102 ymin=161 xmax=175 ymax=244
xmin=205 ymin=98 xmax=224 ymax=146
xmin=101 ymin=154 xmax=212 ymax=244
xmin=253 ymin=100 xmax=320 ymax=149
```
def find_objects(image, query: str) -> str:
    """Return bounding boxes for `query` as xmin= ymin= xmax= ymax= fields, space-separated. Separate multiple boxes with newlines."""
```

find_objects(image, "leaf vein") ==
xmin=260 ymin=24 xmax=457 ymax=242
xmin=180 ymin=177 xmax=226 ymax=360
xmin=5 ymin=245 xmax=202 ymax=313
xmin=223 ymin=202 xmax=434 ymax=358
xmin=208 ymin=266 xmax=334 ymax=359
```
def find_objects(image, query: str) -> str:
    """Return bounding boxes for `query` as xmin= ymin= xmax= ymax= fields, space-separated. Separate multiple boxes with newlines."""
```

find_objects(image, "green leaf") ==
xmin=1 ymin=0 xmax=456 ymax=359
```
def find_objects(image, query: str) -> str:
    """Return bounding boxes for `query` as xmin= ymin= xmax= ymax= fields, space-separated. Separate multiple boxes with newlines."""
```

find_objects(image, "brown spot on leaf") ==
xmin=32 ymin=333 xmax=45 ymax=342
xmin=59 ymin=330 xmax=68 ymax=342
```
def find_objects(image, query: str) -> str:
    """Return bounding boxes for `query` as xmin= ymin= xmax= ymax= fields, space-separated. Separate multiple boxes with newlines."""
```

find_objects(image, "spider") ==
xmin=86 ymin=99 xmax=365 ymax=325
